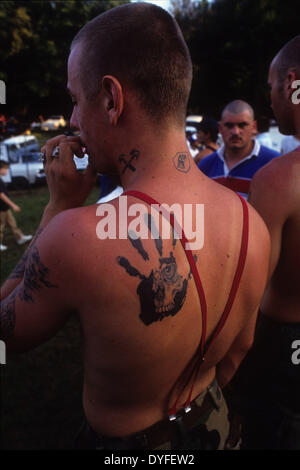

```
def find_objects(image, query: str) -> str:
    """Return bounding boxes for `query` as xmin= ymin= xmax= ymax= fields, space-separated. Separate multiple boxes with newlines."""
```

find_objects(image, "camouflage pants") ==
xmin=74 ymin=379 xmax=230 ymax=450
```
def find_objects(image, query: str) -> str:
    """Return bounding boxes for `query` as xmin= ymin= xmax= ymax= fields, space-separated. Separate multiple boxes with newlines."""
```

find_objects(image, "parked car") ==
xmin=8 ymin=152 xmax=45 ymax=187
xmin=0 ymin=135 xmax=45 ymax=187
xmin=41 ymin=115 xmax=66 ymax=131
xmin=0 ymin=135 xmax=39 ymax=162
xmin=0 ymin=134 xmax=91 ymax=188
xmin=30 ymin=121 xmax=42 ymax=131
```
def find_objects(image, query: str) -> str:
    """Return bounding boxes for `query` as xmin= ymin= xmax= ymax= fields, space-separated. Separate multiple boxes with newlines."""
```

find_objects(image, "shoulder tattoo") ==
xmin=20 ymin=245 xmax=58 ymax=302
xmin=8 ymin=229 xmax=44 ymax=280
xmin=0 ymin=232 xmax=58 ymax=338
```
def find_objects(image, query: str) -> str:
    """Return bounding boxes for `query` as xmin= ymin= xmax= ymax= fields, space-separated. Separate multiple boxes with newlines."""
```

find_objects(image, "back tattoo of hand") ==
xmin=117 ymin=213 xmax=196 ymax=325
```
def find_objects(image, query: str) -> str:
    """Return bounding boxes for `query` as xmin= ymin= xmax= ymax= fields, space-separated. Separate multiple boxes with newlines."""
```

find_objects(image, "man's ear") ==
xmin=101 ymin=75 xmax=124 ymax=126
xmin=252 ymin=120 xmax=257 ymax=133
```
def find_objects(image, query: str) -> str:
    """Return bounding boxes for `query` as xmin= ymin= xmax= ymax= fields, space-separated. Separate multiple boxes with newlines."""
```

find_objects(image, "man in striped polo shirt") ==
xmin=197 ymin=100 xmax=280 ymax=198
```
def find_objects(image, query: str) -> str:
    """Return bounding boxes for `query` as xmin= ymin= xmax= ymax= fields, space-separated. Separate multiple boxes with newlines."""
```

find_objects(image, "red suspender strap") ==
xmin=123 ymin=190 xmax=208 ymax=360
xmin=123 ymin=190 xmax=208 ymax=416
xmin=122 ymin=190 xmax=249 ymax=416
xmin=204 ymin=194 xmax=249 ymax=353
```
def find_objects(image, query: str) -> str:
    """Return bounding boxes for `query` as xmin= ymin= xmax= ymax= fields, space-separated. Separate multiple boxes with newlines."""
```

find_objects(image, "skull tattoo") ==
xmin=117 ymin=214 xmax=195 ymax=325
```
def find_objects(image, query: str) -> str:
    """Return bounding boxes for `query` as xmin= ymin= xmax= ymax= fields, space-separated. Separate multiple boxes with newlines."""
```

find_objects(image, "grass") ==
xmin=0 ymin=183 xmax=100 ymax=449
xmin=0 ymin=184 xmax=100 ymax=282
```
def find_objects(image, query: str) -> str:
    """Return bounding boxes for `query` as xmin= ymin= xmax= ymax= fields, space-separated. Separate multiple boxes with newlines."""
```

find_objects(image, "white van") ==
xmin=0 ymin=135 xmax=45 ymax=187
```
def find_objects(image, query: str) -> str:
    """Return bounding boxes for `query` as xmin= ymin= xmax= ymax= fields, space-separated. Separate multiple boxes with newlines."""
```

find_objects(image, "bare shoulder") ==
xmin=36 ymin=204 xmax=102 ymax=267
xmin=229 ymin=188 xmax=271 ymax=268
xmin=46 ymin=203 xmax=100 ymax=236
xmin=251 ymin=150 xmax=300 ymax=199
xmin=248 ymin=150 xmax=300 ymax=235
xmin=207 ymin=179 xmax=270 ymax=272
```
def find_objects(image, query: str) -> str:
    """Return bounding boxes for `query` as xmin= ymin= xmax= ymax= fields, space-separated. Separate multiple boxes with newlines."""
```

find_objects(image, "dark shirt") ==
xmin=0 ymin=177 xmax=9 ymax=211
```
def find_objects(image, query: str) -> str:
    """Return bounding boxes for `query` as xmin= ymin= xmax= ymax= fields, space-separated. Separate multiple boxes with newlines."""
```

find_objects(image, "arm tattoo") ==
xmin=117 ymin=217 xmax=195 ymax=326
xmin=1 ymin=231 xmax=58 ymax=338
xmin=0 ymin=291 xmax=16 ymax=339
xmin=8 ymin=251 xmax=29 ymax=280
xmin=173 ymin=152 xmax=191 ymax=173
xmin=118 ymin=149 xmax=140 ymax=174
xmin=20 ymin=246 xmax=58 ymax=302
xmin=8 ymin=229 xmax=44 ymax=280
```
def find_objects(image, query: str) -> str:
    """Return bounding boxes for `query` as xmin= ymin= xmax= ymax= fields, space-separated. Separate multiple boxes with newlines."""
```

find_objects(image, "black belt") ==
xmin=75 ymin=379 xmax=220 ymax=450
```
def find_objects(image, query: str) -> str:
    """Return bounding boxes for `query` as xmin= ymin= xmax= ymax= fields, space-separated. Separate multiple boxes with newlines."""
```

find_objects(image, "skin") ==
xmin=193 ymin=130 xmax=219 ymax=165
xmin=0 ymin=41 xmax=270 ymax=438
xmin=219 ymin=110 xmax=257 ymax=171
xmin=248 ymin=59 xmax=300 ymax=323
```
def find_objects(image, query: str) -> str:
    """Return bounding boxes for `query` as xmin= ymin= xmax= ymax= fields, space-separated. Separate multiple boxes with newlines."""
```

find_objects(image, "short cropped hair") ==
xmin=274 ymin=35 xmax=300 ymax=87
xmin=71 ymin=2 xmax=192 ymax=126
xmin=221 ymin=100 xmax=255 ymax=120
xmin=0 ymin=160 xmax=9 ymax=169
xmin=197 ymin=117 xmax=219 ymax=142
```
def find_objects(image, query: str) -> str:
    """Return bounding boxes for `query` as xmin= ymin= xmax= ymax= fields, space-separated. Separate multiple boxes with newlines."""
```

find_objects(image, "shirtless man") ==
xmin=233 ymin=35 xmax=300 ymax=449
xmin=0 ymin=3 xmax=270 ymax=450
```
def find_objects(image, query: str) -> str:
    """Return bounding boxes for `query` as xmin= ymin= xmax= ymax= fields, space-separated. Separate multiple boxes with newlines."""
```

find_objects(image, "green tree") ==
xmin=0 ymin=0 xmax=126 ymax=122
xmin=172 ymin=0 xmax=300 ymax=120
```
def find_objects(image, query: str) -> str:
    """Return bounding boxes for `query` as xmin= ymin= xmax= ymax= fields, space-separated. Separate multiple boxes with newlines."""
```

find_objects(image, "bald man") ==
xmin=198 ymin=100 xmax=280 ymax=198
xmin=232 ymin=35 xmax=300 ymax=450
xmin=0 ymin=3 xmax=270 ymax=450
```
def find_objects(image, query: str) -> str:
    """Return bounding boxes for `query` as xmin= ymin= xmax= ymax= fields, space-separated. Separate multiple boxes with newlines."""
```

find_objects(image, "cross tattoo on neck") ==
xmin=119 ymin=149 xmax=140 ymax=174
